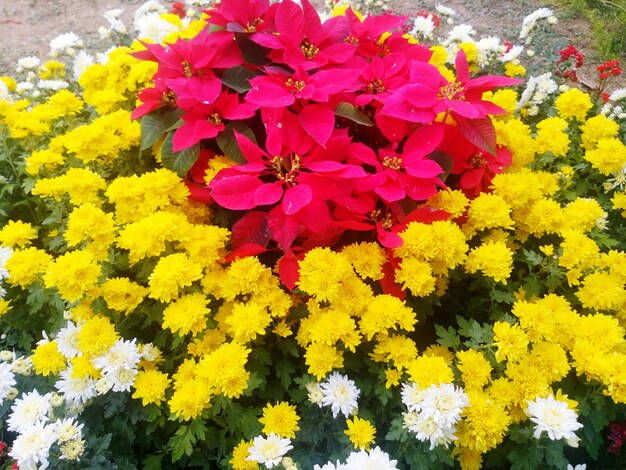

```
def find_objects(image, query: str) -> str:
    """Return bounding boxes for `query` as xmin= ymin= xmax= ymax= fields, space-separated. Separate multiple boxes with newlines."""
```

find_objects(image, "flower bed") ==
xmin=0 ymin=0 xmax=625 ymax=469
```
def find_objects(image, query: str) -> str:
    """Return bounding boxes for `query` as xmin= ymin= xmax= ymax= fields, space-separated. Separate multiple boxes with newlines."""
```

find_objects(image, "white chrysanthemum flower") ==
xmin=8 ymin=421 xmax=57 ymax=470
xmin=411 ymin=16 xmax=436 ymax=40
xmin=53 ymin=417 xmax=84 ymax=442
xmin=0 ymin=350 xmax=15 ymax=362
xmin=135 ymin=12 xmax=181 ymax=43
xmin=344 ymin=446 xmax=398 ymax=469
xmin=320 ymin=372 xmax=360 ymax=418
xmin=306 ymin=381 xmax=324 ymax=406
xmin=403 ymin=411 xmax=458 ymax=450
xmin=0 ymin=361 xmax=17 ymax=402
xmin=49 ymin=32 xmax=82 ymax=53
xmin=246 ymin=433 xmax=293 ymax=469
xmin=17 ymin=56 xmax=41 ymax=70
xmin=609 ymin=88 xmax=626 ymax=102
xmin=567 ymin=465 xmax=586 ymax=470
xmin=314 ymin=462 xmax=346 ymax=470
xmin=15 ymin=82 xmax=34 ymax=94
xmin=435 ymin=4 xmax=455 ymax=16
xmin=526 ymin=394 xmax=583 ymax=441
xmin=0 ymin=245 xmax=12 ymax=280
xmin=59 ymin=439 xmax=86 ymax=461
xmin=400 ymin=382 xmax=425 ymax=412
xmin=520 ymin=7 xmax=554 ymax=40
xmin=517 ymin=73 xmax=556 ymax=109
xmin=500 ymin=45 xmax=524 ymax=62
xmin=134 ymin=0 xmax=167 ymax=21
xmin=444 ymin=24 xmax=475 ymax=45
xmin=7 ymin=389 xmax=52 ymax=433
xmin=93 ymin=339 xmax=141 ymax=374
xmin=139 ymin=342 xmax=159 ymax=362
xmin=55 ymin=368 xmax=97 ymax=406
xmin=419 ymin=383 xmax=469 ymax=429
xmin=55 ymin=321 xmax=81 ymax=359
xmin=72 ymin=51 xmax=95 ymax=80
xmin=107 ymin=367 xmax=138 ymax=393
xmin=476 ymin=36 xmax=501 ymax=66
xmin=0 ymin=81 xmax=11 ymax=103
xmin=11 ymin=356 xmax=32 ymax=375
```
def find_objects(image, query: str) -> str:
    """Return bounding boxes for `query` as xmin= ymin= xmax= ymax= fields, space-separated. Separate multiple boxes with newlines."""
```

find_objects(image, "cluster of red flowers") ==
xmin=597 ymin=59 xmax=622 ymax=80
xmin=133 ymin=0 xmax=517 ymax=284
xmin=554 ymin=44 xmax=584 ymax=82
xmin=608 ymin=421 xmax=626 ymax=455
xmin=170 ymin=1 xmax=187 ymax=18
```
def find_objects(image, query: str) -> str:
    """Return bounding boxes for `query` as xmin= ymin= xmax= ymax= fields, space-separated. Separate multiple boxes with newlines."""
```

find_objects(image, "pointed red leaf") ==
xmin=455 ymin=116 xmax=497 ymax=156
xmin=300 ymin=104 xmax=335 ymax=147
xmin=380 ymin=260 xmax=406 ymax=300
xmin=404 ymin=123 xmax=444 ymax=156
xmin=223 ymin=243 xmax=269 ymax=263
xmin=254 ymin=183 xmax=283 ymax=206
xmin=268 ymin=208 xmax=303 ymax=250
xmin=278 ymin=253 xmax=300 ymax=291
xmin=455 ymin=49 xmax=470 ymax=83
xmin=282 ymin=184 xmax=313 ymax=215
xmin=231 ymin=210 xmax=271 ymax=249
xmin=210 ymin=175 xmax=263 ymax=210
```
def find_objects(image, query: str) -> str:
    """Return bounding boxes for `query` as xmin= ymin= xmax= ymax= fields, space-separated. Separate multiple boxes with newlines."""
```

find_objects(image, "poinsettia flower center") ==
xmin=469 ymin=152 xmax=487 ymax=168
xmin=438 ymin=81 xmax=465 ymax=101
xmin=284 ymin=78 xmax=306 ymax=93
xmin=345 ymin=36 xmax=359 ymax=46
xmin=300 ymin=40 xmax=320 ymax=60
xmin=243 ymin=17 xmax=263 ymax=32
xmin=382 ymin=155 xmax=402 ymax=170
xmin=271 ymin=154 xmax=301 ymax=184
xmin=181 ymin=60 xmax=193 ymax=78
xmin=161 ymin=90 xmax=176 ymax=106
xmin=367 ymin=79 xmax=387 ymax=94
xmin=207 ymin=113 xmax=222 ymax=126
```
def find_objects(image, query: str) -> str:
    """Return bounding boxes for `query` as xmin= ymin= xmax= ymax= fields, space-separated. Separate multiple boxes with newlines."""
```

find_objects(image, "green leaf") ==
xmin=434 ymin=324 xmax=461 ymax=349
xmin=140 ymin=109 xmax=183 ymax=150
xmin=275 ymin=358 xmax=296 ymax=390
xmin=217 ymin=122 xmax=257 ymax=164
xmin=161 ymin=132 xmax=200 ymax=177
xmin=234 ymin=33 xmax=271 ymax=66
xmin=167 ymin=420 xmax=207 ymax=462
xmin=509 ymin=445 xmax=544 ymax=470
xmin=523 ymin=249 xmax=543 ymax=266
xmin=543 ymin=441 xmax=567 ymax=468
xmin=385 ymin=416 xmax=410 ymax=443
xmin=335 ymin=102 xmax=374 ymax=126
xmin=221 ymin=66 xmax=257 ymax=93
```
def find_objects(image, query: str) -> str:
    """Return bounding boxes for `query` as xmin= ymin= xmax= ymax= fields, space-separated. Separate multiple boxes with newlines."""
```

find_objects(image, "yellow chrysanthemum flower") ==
xmin=344 ymin=416 xmax=376 ymax=451
xmin=259 ymin=402 xmax=300 ymax=439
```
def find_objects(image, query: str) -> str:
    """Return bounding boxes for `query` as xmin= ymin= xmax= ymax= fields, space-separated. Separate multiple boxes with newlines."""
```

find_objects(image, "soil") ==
xmin=0 ymin=0 xmax=622 ymax=90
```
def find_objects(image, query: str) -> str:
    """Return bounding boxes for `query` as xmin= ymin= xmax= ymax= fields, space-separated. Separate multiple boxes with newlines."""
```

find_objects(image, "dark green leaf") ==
xmin=217 ymin=122 xmax=257 ymax=164
xmin=221 ymin=66 xmax=257 ymax=93
xmin=140 ymin=109 xmax=183 ymax=150
xmin=335 ymin=102 xmax=374 ymax=126
xmin=434 ymin=324 xmax=461 ymax=349
xmin=161 ymin=131 xmax=200 ymax=176
xmin=234 ymin=33 xmax=271 ymax=66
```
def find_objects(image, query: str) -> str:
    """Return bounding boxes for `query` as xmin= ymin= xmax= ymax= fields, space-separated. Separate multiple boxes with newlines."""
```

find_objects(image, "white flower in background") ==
xmin=476 ymin=36 xmax=501 ymax=67
xmin=314 ymin=462 xmax=345 ymax=470
xmin=411 ymin=15 xmax=436 ymax=40
xmin=419 ymin=383 xmax=469 ymax=429
xmin=15 ymin=82 xmax=34 ymax=94
xmin=344 ymin=446 xmax=398 ymax=469
xmin=8 ymin=421 xmax=57 ymax=470
xmin=567 ymin=465 xmax=586 ymax=470
xmin=135 ymin=12 xmax=181 ymax=43
xmin=7 ymin=389 xmax=52 ymax=433
xmin=517 ymin=72 xmax=557 ymax=110
xmin=247 ymin=433 xmax=293 ymax=468
xmin=306 ymin=381 xmax=324 ymax=406
xmin=435 ymin=4 xmax=455 ymax=17
xmin=520 ymin=7 xmax=555 ymax=41
xmin=55 ymin=368 xmax=98 ymax=406
xmin=55 ymin=321 xmax=81 ymax=359
xmin=443 ymin=24 xmax=475 ymax=46
xmin=500 ymin=45 xmax=524 ymax=62
xmin=526 ymin=394 xmax=583 ymax=441
xmin=36 ymin=80 xmax=69 ymax=91
xmin=0 ymin=245 xmax=12 ymax=280
xmin=0 ymin=81 xmax=11 ymax=102
xmin=0 ymin=350 xmax=15 ymax=362
xmin=106 ymin=366 xmax=138 ymax=392
xmin=72 ymin=51 xmax=95 ymax=80
xmin=134 ymin=0 xmax=167 ymax=21
xmin=59 ymin=439 xmax=86 ymax=461
xmin=0 ymin=361 xmax=17 ymax=402
xmin=103 ymin=8 xmax=127 ymax=34
xmin=49 ymin=32 xmax=82 ymax=55
xmin=17 ymin=56 xmax=41 ymax=70
xmin=139 ymin=342 xmax=159 ymax=362
xmin=53 ymin=417 xmax=84 ymax=442
xmin=320 ymin=372 xmax=360 ymax=418
xmin=400 ymin=382 xmax=424 ymax=412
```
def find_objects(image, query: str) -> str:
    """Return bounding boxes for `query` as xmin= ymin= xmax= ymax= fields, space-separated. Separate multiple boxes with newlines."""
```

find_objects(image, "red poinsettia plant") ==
xmin=132 ymin=0 xmax=519 ymax=289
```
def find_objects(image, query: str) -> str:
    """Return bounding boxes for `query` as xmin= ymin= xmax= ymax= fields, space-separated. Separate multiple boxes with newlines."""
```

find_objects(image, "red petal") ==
xmin=282 ymin=184 xmax=313 ymax=215
xmin=231 ymin=210 xmax=271 ymax=249
xmin=278 ymin=253 xmax=300 ymax=291
xmin=254 ymin=183 xmax=284 ymax=206
xmin=211 ymin=175 xmax=263 ymax=210
xmin=299 ymin=104 xmax=335 ymax=147
xmin=404 ymin=159 xmax=443 ymax=178
xmin=455 ymin=49 xmax=470 ymax=83
xmin=404 ymin=123 xmax=444 ymax=156
xmin=223 ymin=243 xmax=269 ymax=263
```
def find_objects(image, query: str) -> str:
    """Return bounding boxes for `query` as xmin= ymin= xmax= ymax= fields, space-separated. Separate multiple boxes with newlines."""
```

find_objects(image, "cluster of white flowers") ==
xmin=475 ymin=36 xmax=503 ymax=67
xmin=435 ymin=4 xmax=455 ymax=24
xmin=49 ymin=32 xmax=84 ymax=57
xmin=5 ymin=388 xmax=86 ymax=469
xmin=246 ymin=433 xmax=293 ymax=469
xmin=601 ymin=88 xmax=626 ymax=121
xmin=526 ymin=394 xmax=583 ymax=446
xmin=411 ymin=15 xmax=437 ymax=41
xmin=520 ymin=7 xmax=558 ymax=43
xmin=314 ymin=446 xmax=398 ymax=470
xmin=517 ymin=72 xmax=558 ymax=114
xmin=401 ymin=382 xmax=469 ymax=450
xmin=441 ymin=24 xmax=476 ymax=50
